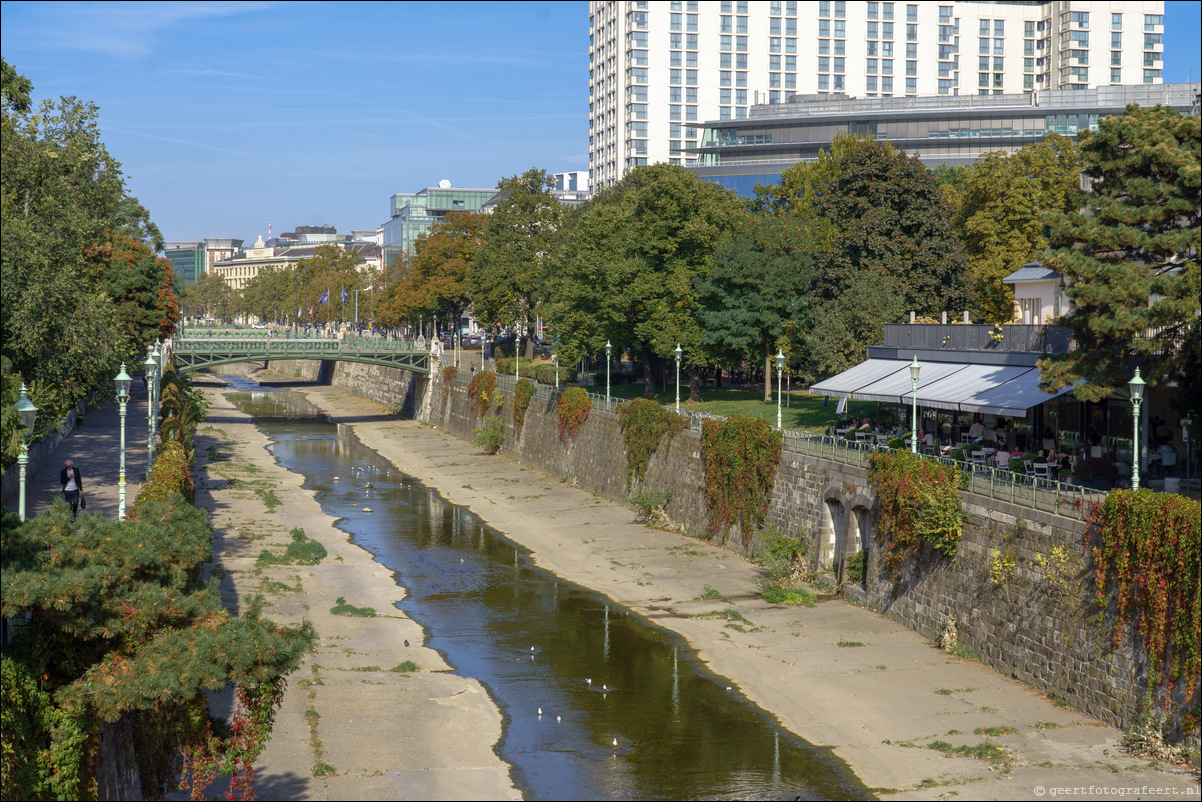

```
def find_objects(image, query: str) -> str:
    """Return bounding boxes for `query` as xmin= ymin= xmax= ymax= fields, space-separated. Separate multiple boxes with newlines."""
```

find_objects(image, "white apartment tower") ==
xmin=587 ymin=0 xmax=1166 ymax=187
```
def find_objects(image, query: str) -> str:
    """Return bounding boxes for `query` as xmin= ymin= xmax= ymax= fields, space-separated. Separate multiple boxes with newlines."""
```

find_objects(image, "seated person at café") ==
xmin=921 ymin=431 xmax=935 ymax=449
xmin=994 ymin=448 xmax=1011 ymax=469
xmin=968 ymin=417 xmax=986 ymax=444
xmin=857 ymin=418 xmax=872 ymax=431
xmin=1046 ymin=449 xmax=1061 ymax=479
xmin=1058 ymin=450 xmax=1073 ymax=474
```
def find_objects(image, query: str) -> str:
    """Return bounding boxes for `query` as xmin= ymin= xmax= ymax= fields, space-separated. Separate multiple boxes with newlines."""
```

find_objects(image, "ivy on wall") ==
xmin=1091 ymin=489 xmax=1201 ymax=715
xmin=513 ymin=378 xmax=535 ymax=438
xmin=468 ymin=370 xmax=497 ymax=418
xmin=701 ymin=415 xmax=782 ymax=544
xmin=868 ymin=450 xmax=965 ymax=577
xmin=617 ymin=398 xmax=687 ymax=487
xmin=556 ymin=387 xmax=591 ymax=441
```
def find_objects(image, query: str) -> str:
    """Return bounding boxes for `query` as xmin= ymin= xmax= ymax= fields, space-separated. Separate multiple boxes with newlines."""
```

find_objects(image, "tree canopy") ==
xmin=378 ymin=210 xmax=485 ymax=330
xmin=1038 ymin=104 xmax=1200 ymax=410
xmin=954 ymin=135 xmax=1080 ymax=323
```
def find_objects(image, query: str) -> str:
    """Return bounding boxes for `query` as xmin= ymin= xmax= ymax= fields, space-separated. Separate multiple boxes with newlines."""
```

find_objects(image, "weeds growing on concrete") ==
xmin=330 ymin=596 xmax=377 ymax=617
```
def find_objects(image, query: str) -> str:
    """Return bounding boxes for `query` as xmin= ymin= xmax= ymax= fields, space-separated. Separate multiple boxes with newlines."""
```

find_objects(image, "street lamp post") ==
xmin=605 ymin=340 xmax=613 ymax=410
xmin=910 ymin=356 xmax=921 ymax=454
xmin=1129 ymin=367 xmax=1145 ymax=490
xmin=144 ymin=350 xmax=158 ymax=479
xmin=15 ymin=384 xmax=37 ymax=522
xmin=152 ymin=342 xmax=163 ymax=446
xmin=674 ymin=343 xmax=683 ymax=411
xmin=776 ymin=350 xmax=785 ymax=429
xmin=115 ymin=365 xmax=132 ymax=521
xmin=515 ymin=325 xmax=520 ymax=380
xmin=552 ymin=353 xmax=558 ymax=388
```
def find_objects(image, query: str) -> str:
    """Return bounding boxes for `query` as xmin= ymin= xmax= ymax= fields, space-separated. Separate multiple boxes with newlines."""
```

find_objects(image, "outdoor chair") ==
xmin=1031 ymin=460 xmax=1051 ymax=486
xmin=970 ymin=450 xmax=988 ymax=473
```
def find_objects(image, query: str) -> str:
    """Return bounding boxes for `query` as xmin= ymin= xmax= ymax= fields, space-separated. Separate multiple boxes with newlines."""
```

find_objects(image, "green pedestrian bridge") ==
xmin=170 ymin=334 xmax=431 ymax=375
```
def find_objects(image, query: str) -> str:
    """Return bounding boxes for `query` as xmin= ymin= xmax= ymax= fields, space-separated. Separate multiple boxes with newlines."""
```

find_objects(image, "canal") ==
xmin=226 ymin=382 xmax=870 ymax=801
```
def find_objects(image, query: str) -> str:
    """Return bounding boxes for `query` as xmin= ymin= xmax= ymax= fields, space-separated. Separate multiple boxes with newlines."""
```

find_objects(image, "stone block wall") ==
xmin=267 ymin=359 xmax=427 ymax=418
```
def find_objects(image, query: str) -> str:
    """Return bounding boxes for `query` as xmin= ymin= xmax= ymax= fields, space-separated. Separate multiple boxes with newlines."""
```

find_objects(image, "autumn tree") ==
xmin=954 ymin=135 xmax=1080 ymax=323
xmin=1038 ymin=104 xmax=1200 ymax=418
xmin=378 ymin=211 xmax=485 ymax=331
xmin=297 ymin=244 xmax=370 ymax=325
xmin=471 ymin=168 xmax=561 ymax=356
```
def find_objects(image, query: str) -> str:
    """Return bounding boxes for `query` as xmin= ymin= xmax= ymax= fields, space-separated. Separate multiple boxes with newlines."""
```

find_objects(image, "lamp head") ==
xmin=143 ymin=351 xmax=157 ymax=377
xmin=15 ymin=384 xmax=37 ymax=436
xmin=909 ymin=355 xmax=921 ymax=383
xmin=674 ymin=343 xmax=682 ymax=361
xmin=605 ymin=340 xmax=612 ymax=356
xmin=1129 ymin=367 xmax=1145 ymax=404
xmin=115 ymin=364 xmax=132 ymax=401
xmin=776 ymin=349 xmax=785 ymax=371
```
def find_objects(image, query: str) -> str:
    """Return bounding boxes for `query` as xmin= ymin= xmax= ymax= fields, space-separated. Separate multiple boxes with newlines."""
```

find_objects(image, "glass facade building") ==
xmin=379 ymin=185 xmax=499 ymax=268
xmin=163 ymin=242 xmax=206 ymax=285
xmin=687 ymin=82 xmax=1199 ymax=196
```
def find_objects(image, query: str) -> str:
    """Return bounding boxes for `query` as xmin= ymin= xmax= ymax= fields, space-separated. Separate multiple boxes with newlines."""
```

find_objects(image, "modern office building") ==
xmin=687 ymin=81 xmax=1199 ymax=195
xmin=163 ymin=242 xmax=206 ymax=285
xmin=588 ymin=0 xmax=1165 ymax=187
xmin=378 ymin=181 xmax=498 ymax=268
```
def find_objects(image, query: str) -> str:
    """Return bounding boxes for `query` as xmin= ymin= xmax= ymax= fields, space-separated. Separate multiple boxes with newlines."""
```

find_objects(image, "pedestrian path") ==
xmin=14 ymin=384 xmax=151 ymax=521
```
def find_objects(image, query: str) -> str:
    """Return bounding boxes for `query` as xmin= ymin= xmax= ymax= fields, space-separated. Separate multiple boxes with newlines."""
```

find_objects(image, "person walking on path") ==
xmin=60 ymin=460 xmax=83 ymax=518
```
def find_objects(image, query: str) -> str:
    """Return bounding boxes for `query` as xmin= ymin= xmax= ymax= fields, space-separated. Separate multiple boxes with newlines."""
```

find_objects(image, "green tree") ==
xmin=1 ymin=500 xmax=314 ymax=799
xmin=471 ymin=168 xmax=562 ymax=354
xmin=298 ymin=244 xmax=368 ymax=325
xmin=810 ymin=141 xmax=970 ymax=376
xmin=378 ymin=210 xmax=485 ymax=331
xmin=542 ymin=163 xmax=745 ymax=399
xmin=1038 ymin=104 xmax=1200 ymax=412
xmin=2 ymin=62 xmax=175 ymax=428
xmin=238 ymin=264 xmax=297 ymax=323
xmin=187 ymin=271 xmax=234 ymax=322
xmin=954 ymin=135 xmax=1080 ymax=323
xmin=696 ymin=212 xmax=815 ymax=400
xmin=754 ymin=131 xmax=878 ymax=233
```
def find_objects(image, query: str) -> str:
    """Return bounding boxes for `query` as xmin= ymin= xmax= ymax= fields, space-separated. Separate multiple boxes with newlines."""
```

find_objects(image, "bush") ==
xmin=134 ymin=439 xmax=195 ymax=509
xmin=887 ymin=436 xmax=906 ymax=451
xmin=846 ymin=549 xmax=868 ymax=583
xmin=474 ymin=417 xmax=504 ymax=454
xmin=468 ymin=371 xmax=496 ymax=417
xmin=530 ymin=363 xmax=578 ymax=386
xmin=629 ymin=489 xmax=671 ymax=524
xmin=752 ymin=528 xmax=807 ymax=593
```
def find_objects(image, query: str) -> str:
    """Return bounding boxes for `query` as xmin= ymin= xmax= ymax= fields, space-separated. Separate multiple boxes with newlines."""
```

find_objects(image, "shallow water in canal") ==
xmin=227 ymin=383 xmax=870 ymax=801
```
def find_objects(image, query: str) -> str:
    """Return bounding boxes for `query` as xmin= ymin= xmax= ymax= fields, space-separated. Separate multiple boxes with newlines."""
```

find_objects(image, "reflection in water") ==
xmin=228 ymin=385 xmax=870 ymax=801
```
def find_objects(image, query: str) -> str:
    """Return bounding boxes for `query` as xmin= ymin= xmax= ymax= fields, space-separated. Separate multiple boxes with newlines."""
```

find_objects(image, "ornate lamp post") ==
xmin=909 ymin=356 xmax=921 ymax=454
xmin=114 ymin=365 xmax=132 ymax=520
xmin=144 ymin=350 xmax=158 ymax=479
xmin=605 ymin=340 xmax=613 ymax=408
xmin=776 ymin=350 xmax=785 ymax=429
xmin=514 ymin=325 xmax=520 ymax=380
xmin=1129 ymin=367 xmax=1145 ymax=490
xmin=552 ymin=353 xmax=558 ymax=388
xmin=152 ymin=342 xmax=163 ymax=444
xmin=15 ymin=384 xmax=37 ymax=521
xmin=674 ymin=343 xmax=683 ymax=411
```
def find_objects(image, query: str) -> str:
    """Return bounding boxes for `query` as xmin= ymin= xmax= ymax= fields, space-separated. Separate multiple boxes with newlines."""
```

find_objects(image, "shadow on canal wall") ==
xmin=263 ymin=357 xmax=1196 ymax=747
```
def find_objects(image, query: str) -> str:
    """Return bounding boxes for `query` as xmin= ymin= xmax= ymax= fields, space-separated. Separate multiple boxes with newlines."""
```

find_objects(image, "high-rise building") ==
xmin=587 ymin=0 xmax=1165 ymax=187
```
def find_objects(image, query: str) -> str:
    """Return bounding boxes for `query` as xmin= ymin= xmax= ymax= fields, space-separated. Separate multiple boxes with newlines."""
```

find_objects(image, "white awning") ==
xmin=958 ymin=369 xmax=1074 ymax=416
xmin=917 ymin=365 xmax=1033 ymax=411
xmin=809 ymin=359 xmax=910 ymax=398
xmin=851 ymin=361 xmax=971 ymax=404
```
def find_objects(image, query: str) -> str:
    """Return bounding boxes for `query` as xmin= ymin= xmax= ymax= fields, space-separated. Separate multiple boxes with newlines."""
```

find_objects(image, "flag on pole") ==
xmin=296 ymin=306 xmax=302 ymax=320
xmin=319 ymin=289 xmax=329 ymax=304
xmin=341 ymin=286 xmax=348 ymax=304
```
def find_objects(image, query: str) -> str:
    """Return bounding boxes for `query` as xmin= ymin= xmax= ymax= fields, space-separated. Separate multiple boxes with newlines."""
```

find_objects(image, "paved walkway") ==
xmin=5 ymin=384 xmax=151 ymax=520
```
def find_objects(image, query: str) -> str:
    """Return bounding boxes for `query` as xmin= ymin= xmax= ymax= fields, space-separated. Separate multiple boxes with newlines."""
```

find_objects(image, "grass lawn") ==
xmin=599 ymin=382 xmax=884 ymax=434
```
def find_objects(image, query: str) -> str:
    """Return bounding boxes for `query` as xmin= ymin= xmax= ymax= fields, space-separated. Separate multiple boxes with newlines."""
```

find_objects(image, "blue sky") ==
xmin=2 ymin=1 xmax=1199 ymax=245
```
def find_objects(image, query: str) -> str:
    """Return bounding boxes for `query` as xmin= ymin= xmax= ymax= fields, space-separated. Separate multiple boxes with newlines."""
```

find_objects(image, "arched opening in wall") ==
xmin=851 ymin=505 xmax=873 ymax=586
xmin=824 ymin=498 xmax=845 ymax=578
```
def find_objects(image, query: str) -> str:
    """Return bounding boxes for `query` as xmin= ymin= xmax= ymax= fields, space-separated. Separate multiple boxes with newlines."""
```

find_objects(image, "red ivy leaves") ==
xmin=1091 ymin=489 xmax=1201 ymax=709
xmin=701 ymin=416 xmax=782 ymax=544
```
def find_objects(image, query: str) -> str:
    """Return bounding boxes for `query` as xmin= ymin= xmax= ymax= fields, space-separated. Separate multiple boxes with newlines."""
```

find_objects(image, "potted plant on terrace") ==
xmin=1073 ymin=456 xmax=1117 ymax=490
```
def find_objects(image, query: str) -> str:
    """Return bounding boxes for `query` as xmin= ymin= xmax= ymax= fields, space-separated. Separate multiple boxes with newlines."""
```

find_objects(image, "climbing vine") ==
xmin=513 ymin=378 xmax=535 ymax=438
xmin=556 ymin=386 xmax=592 ymax=441
xmin=442 ymin=365 xmax=457 ymax=392
xmin=1091 ymin=489 xmax=1201 ymax=712
xmin=617 ymin=398 xmax=687 ymax=487
xmin=468 ymin=370 xmax=496 ymax=418
xmin=701 ymin=415 xmax=782 ymax=543
xmin=868 ymin=450 xmax=965 ymax=577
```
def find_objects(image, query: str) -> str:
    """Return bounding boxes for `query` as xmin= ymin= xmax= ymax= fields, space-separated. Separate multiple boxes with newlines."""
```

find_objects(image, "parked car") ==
xmin=251 ymin=322 xmax=268 ymax=329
